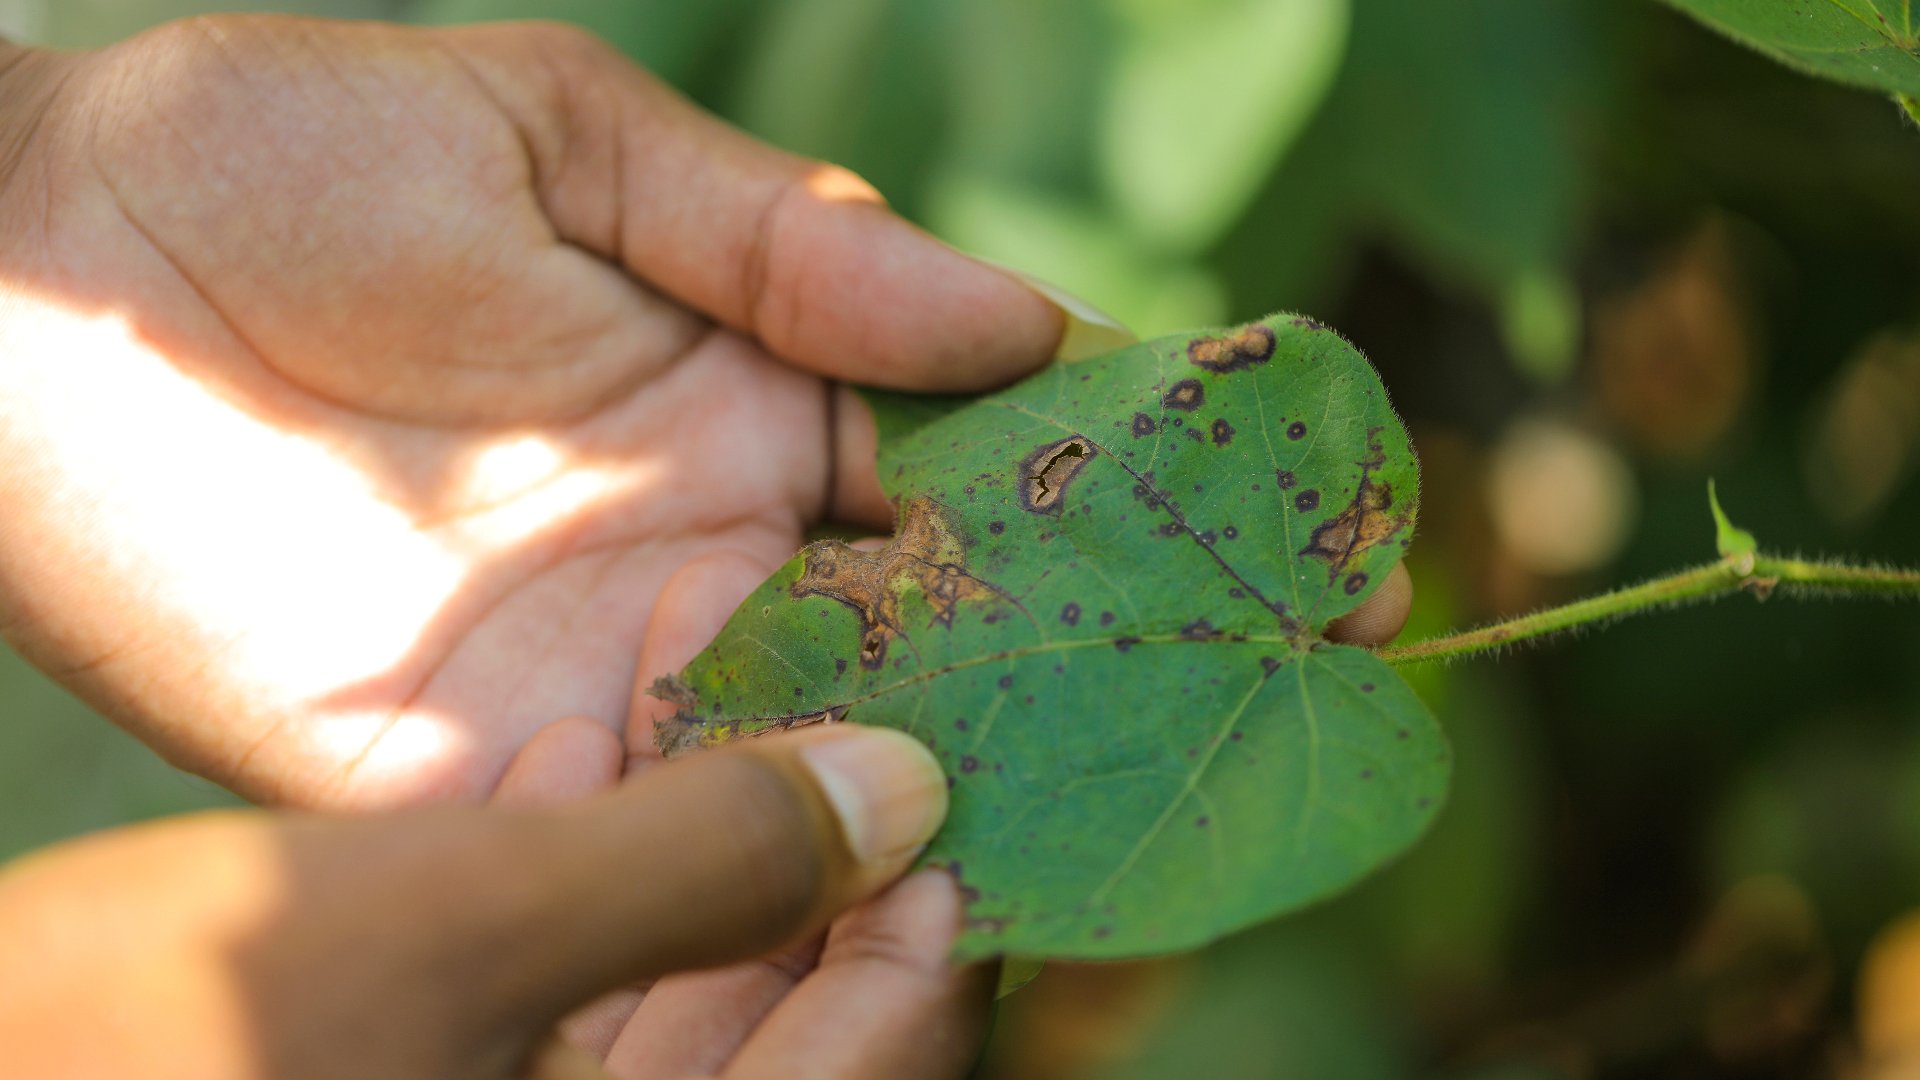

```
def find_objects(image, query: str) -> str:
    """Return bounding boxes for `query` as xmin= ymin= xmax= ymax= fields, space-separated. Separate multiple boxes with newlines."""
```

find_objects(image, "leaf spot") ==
xmin=1019 ymin=436 xmax=1096 ymax=515
xmin=1162 ymin=379 xmax=1205 ymax=411
xmin=1187 ymin=323 xmax=1277 ymax=373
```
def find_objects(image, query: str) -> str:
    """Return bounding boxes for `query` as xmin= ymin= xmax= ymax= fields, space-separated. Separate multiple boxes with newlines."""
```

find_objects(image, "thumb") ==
xmin=0 ymin=726 xmax=944 ymax=1079
xmin=447 ymin=724 xmax=947 ymax=1031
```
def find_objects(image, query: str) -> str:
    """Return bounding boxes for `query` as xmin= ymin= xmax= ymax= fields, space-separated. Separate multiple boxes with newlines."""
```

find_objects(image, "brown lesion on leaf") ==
xmin=656 ymin=703 xmax=849 ymax=758
xmin=1018 ymin=435 xmax=1096 ymax=514
xmin=792 ymin=496 xmax=994 ymax=670
xmin=649 ymin=673 xmax=699 ymax=707
xmin=1187 ymin=323 xmax=1276 ymax=374
xmin=1162 ymin=379 xmax=1205 ymax=411
xmin=1298 ymin=429 xmax=1411 ymax=583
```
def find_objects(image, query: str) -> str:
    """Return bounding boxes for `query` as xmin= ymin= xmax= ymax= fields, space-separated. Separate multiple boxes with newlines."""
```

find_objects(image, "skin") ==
xmin=0 ymin=16 xmax=1414 ymax=1077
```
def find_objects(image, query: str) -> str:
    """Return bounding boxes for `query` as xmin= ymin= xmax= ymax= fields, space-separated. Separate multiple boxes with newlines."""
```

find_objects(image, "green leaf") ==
xmin=1663 ymin=0 xmax=1920 ymax=97
xmin=1709 ymin=478 xmax=1759 ymax=560
xmin=1098 ymin=0 xmax=1350 ymax=252
xmin=657 ymin=315 xmax=1447 ymax=960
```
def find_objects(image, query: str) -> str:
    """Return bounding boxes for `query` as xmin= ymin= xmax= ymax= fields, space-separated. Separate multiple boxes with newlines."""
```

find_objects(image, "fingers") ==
xmin=600 ymin=937 xmax=823 ymax=1078
xmin=439 ymin=23 xmax=1062 ymax=393
xmin=457 ymin=725 xmax=947 ymax=1031
xmin=527 ymin=1037 xmax=614 ymax=1080
xmin=719 ymin=871 xmax=994 ymax=1080
xmin=829 ymin=385 xmax=897 ymax=530
xmin=494 ymin=717 xmax=625 ymax=806
xmin=627 ymin=550 xmax=782 ymax=765
xmin=1323 ymin=562 xmax=1415 ymax=645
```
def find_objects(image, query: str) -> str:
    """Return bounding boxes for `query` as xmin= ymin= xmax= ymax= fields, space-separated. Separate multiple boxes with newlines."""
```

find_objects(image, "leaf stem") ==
xmin=1376 ymin=553 xmax=1920 ymax=666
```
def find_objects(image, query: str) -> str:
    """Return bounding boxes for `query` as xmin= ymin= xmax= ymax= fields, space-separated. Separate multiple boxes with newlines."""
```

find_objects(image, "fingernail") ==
xmin=800 ymin=727 xmax=948 ymax=865
xmin=974 ymin=258 xmax=1138 ymax=363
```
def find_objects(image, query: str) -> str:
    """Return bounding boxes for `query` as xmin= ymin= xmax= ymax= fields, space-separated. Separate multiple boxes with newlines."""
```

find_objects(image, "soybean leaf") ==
xmin=656 ymin=315 xmax=1448 ymax=961
xmin=1663 ymin=0 xmax=1920 ymax=97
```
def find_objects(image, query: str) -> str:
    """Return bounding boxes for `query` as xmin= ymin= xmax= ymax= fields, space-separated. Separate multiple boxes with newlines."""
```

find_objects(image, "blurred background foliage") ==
xmin=5 ymin=0 xmax=1920 ymax=1075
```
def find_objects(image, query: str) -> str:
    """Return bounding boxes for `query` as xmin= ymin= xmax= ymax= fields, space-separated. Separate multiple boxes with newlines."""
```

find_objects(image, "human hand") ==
xmin=0 ymin=17 xmax=1411 ymax=811
xmin=0 ymin=723 xmax=985 ymax=1079
xmin=0 ymin=16 xmax=1065 ymax=808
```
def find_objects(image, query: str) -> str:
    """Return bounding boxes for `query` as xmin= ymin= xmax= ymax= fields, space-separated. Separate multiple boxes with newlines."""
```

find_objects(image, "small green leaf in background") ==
xmin=1098 ymin=0 xmax=1349 ymax=254
xmin=1662 ymin=0 xmax=1920 ymax=98
xmin=1709 ymin=478 xmax=1759 ymax=560
xmin=657 ymin=315 xmax=1446 ymax=961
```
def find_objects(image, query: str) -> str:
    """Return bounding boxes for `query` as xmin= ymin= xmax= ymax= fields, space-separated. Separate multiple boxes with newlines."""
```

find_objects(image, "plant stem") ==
xmin=1376 ymin=554 xmax=1920 ymax=666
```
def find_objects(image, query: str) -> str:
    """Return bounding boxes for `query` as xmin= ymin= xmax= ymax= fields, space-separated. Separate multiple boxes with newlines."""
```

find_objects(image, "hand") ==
xmin=0 ymin=724 xmax=984 ymax=1079
xmin=0 ymin=16 xmax=1063 ymax=809
xmin=0 ymin=16 xmax=1412 ymax=811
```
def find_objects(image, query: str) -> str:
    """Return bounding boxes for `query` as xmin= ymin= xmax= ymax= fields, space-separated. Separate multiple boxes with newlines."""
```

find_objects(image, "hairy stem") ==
xmin=1377 ymin=554 xmax=1920 ymax=666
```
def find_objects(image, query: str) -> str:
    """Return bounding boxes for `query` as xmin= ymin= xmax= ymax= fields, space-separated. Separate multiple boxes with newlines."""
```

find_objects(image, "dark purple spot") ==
xmin=1131 ymin=412 xmax=1156 ymax=437
xmin=1259 ymin=656 xmax=1281 ymax=675
xmin=1180 ymin=619 xmax=1221 ymax=640
xmin=988 ymin=520 xmax=1005 ymax=536
xmin=1222 ymin=525 xmax=1238 ymax=540
xmin=955 ymin=718 xmax=969 ymax=731
xmin=1286 ymin=421 xmax=1307 ymax=440
xmin=1343 ymin=572 xmax=1368 ymax=595
xmin=1361 ymin=682 xmax=1375 ymax=693
xmin=1114 ymin=636 xmax=1142 ymax=652
xmin=1360 ymin=769 xmax=1373 ymax=780
xmin=1275 ymin=469 xmax=1297 ymax=489
xmin=1060 ymin=602 xmax=1082 ymax=626
xmin=1210 ymin=418 xmax=1236 ymax=445
xmin=1195 ymin=816 xmax=1211 ymax=827
xmin=1230 ymin=731 xmax=1244 ymax=742
xmin=835 ymin=658 xmax=848 ymax=675
xmin=1099 ymin=611 xmax=1116 ymax=626
xmin=1294 ymin=489 xmax=1320 ymax=512
xmin=961 ymin=756 xmax=980 ymax=774
xmin=997 ymin=674 xmax=1014 ymax=691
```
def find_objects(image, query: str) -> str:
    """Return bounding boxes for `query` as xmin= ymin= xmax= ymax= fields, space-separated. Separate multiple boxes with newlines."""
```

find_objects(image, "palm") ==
xmin=1 ymin=19 xmax=960 ymax=807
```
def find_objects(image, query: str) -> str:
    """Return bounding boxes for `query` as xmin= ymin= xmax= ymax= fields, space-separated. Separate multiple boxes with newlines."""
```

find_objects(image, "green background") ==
xmin=5 ymin=0 xmax=1920 ymax=1075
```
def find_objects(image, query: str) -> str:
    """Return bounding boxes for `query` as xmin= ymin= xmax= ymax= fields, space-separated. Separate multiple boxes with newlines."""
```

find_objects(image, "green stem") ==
xmin=1376 ymin=553 xmax=1920 ymax=666
xmin=1901 ymin=93 xmax=1920 ymax=128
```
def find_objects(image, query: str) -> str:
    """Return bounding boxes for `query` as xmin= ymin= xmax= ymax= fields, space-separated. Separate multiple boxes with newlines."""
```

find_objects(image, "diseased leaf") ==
xmin=656 ymin=315 xmax=1447 ymax=961
xmin=1663 ymin=0 xmax=1920 ymax=97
